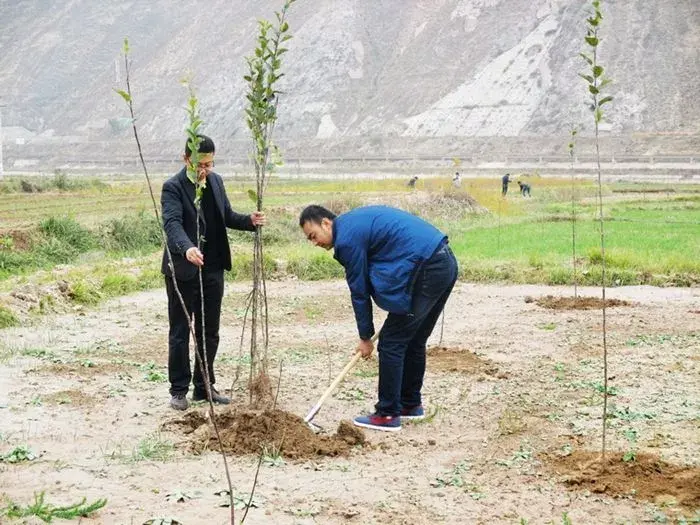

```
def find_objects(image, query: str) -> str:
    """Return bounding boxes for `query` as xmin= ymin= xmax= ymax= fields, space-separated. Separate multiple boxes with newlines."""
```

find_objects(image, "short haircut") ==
xmin=184 ymin=134 xmax=215 ymax=157
xmin=299 ymin=205 xmax=337 ymax=227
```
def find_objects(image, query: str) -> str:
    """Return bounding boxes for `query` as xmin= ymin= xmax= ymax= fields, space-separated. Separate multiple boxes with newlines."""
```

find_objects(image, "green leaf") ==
xmin=587 ymin=17 xmax=599 ymax=27
xmin=593 ymin=65 xmax=604 ymax=77
xmin=599 ymin=95 xmax=613 ymax=106
xmin=585 ymin=36 xmax=599 ymax=47
xmin=578 ymin=73 xmax=594 ymax=84
xmin=281 ymin=21 xmax=289 ymax=32
xmin=113 ymin=88 xmax=132 ymax=103
xmin=595 ymin=108 xmax=603 ymax=123
xmin=588 ymin=85 xmax=599 ymax=95
xmin=579 ymin=52 xmax=593 ymax=65
xmin=122 ymin=38 xmax=130 ymax=55
xmin=599 ymin=78 xmax=612 ymax=88
xmin=247 ymin=189 xmax=258 ymax=203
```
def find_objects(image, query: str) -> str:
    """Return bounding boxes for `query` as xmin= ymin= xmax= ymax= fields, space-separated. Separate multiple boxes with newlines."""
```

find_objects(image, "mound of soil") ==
xmin=427 ymin=346 xmax=505 ymax=377
xmin=165 ymin=409 xmax=366 ymax=459
xmin=530 ymin=295 xmax=632 ymax=310
xmin=547 ymin=450 xmax=700 ymax=511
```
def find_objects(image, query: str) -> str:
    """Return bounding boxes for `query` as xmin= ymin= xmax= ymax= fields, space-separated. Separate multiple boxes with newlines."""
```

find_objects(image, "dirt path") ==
xmin=0 ymin=281 xmax=698 ymax=524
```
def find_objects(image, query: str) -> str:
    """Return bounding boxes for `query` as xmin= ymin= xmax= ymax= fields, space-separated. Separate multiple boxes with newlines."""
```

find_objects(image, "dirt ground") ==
xmin=0 ymin=281 xmax=698 ymax=524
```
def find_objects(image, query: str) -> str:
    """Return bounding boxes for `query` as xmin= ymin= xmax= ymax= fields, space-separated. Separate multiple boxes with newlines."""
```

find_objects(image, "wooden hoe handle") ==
xmin=303 ymin=334 xmax=378 ymax=424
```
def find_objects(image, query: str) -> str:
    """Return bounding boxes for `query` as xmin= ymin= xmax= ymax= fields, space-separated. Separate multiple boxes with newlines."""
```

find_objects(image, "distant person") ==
xmin=407 ymin=175 xmax=418 ymax=188
xmin=161 ymin=134 xmax=266 ymax=411
xmin=299 ymin=205 xmax=458 ymax=432
xmin=452 ymin=172 xmax=462 ymax=188
xmin=518 ymin=180 xmax=531 ymax=197
xmin=502 ymin=173 xmax=511 ymax=196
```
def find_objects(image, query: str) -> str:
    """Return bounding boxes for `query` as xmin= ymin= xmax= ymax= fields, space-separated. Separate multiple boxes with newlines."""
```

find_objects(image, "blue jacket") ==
xmin=332 ymin=206 xmax=447 ymax=340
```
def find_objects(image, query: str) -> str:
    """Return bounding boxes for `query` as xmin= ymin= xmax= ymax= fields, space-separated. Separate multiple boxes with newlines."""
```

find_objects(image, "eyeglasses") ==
xmin=197 ymin=160 xmax=215 ymax=170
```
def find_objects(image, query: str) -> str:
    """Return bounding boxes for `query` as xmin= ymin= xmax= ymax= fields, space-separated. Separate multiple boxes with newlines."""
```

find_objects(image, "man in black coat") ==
xmin=161 ymin=135 xmax=266 ymax=410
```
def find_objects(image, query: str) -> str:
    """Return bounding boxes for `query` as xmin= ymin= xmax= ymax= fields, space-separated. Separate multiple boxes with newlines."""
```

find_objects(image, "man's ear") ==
xmin=321 ymin=217 xmax=333 ymax=229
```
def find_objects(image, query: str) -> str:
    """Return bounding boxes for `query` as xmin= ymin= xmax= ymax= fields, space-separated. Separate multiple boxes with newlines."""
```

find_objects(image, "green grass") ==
xmin=0 ymin=176 xmax=697 ymax=319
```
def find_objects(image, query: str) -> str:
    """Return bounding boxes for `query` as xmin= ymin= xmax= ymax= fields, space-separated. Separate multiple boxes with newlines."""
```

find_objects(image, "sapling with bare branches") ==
xmin=240 ymin=0 xmax=295 ymax=407
xmin=579 ymin=0 xmax=613 ymax=461
xmin=114 ymin=40 xmax=236 ymax=520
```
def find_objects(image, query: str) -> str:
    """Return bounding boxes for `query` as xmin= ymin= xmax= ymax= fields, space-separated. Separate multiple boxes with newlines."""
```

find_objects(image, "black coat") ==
xmin=160 ymin=167 xmax=255 ymax=281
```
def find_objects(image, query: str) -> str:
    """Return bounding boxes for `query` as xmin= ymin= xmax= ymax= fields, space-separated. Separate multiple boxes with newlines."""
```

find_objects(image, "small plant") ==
xmin=261 ymin=443 xmax=285 ymax=467
xmin=165 ymin=491 xmax=202 ymax=503
xmin=403 ymin=405 xmax=440 ymax=426
xmin=131 ymin=432 xmax=173 ymax=462
xmin=622 ymin=428 xmax=638 ymax=462
xmin=561 ymin=511 xmax=574 ymax=525
xmin=0 ymin=305 xmax=19 ymax=328
xmin=432 ymin=460 xmax=471 ymax=488
xmin=3 ymin=491 xmax=107 ymax=522
xmin=1 ymin=445 xmax=37 ymax=463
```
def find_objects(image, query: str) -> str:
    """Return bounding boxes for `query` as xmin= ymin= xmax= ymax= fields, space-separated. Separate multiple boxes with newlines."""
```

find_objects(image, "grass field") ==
xmin=0 ymin=173 xmax=698 ymax=308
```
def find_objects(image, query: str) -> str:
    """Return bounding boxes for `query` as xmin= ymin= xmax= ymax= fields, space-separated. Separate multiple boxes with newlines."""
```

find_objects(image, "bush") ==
xmin=287 ymin=253 xmax=344 ymax=280
xmin=100 ymin=211 xmax=161 ymax=252
xmin=67 ymin=280 xmax=101 ymax=305
xmin=39 ymin=217 xmax=96 ymax=253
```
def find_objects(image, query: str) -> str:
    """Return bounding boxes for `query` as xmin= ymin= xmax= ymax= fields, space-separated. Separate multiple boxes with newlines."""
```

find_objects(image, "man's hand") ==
xmin=251 ymin=211 xmax=266 ymax=226
xmin=357 ymin=338 xmax=374 ymax=359
xmin=185 ymin=247 xmax=204 ymax=267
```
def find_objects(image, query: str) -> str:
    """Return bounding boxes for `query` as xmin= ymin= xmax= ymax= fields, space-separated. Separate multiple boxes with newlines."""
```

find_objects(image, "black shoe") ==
xmin=192 ymin=389 xmax=230 ymax=405
xmin=170 ymin=394 xmax=189 ymax=411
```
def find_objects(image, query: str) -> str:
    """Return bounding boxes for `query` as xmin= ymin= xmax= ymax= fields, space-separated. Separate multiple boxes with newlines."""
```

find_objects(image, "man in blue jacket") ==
xmin=161 ymin=135 xmax=265 ymax=410
xmin=299 ymin=205 xmax=458 ymax=431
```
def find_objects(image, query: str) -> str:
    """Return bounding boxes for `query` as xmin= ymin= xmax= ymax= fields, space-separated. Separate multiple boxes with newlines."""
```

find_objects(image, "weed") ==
xmin=39 ymin=216 xmax=96 ymax=252
xmin=1 ymin=445 xmax=37 ymax=463
xmin=562 ymin=511 xmax=573 ymax=525
xmin=622 ymin=428 xmax=638 ymax=462
xmin=403 ymin=405 xmax=440 ymax=426
xmin=131 ymin=432 xmax=173 ymax=462
xmin=3 ymin=491 xmax=107 ymax=522
xmin=261 ymin=443 xmax=285 ymax=467
xmin=334 ymin=387 xmax=367 ymax=401
xmin=432 ymin=460 xmax=471 ymax=488
xmin=0 ymin=305 xmax=19 ymax=328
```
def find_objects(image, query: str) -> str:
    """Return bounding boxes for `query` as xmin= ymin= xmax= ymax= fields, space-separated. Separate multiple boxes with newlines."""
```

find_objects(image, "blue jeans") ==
xmin=375 ymin=244 xmax=459 ymax=416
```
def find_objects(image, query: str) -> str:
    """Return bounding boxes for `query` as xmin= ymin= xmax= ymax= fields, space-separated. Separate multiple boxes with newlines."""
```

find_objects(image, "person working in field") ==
xmin=299 ymin=205 xmax=458 ymax=432
xmin=161 ymin=135 xmax=266 ymax=410
xmin=518 ymin=180 xmax=531 ymax=197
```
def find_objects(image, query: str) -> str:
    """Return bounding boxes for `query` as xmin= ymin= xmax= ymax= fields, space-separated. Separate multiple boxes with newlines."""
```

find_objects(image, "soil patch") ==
xmin=165 ymin=408 xmax=367 ymax=459
xmin=43 ymin=389 xmax=96 ymax=407
xmin=30 ymin=361 xmax=132 ymax=377
xmin=530 ymin=295 xmax=632 ymax=310
xmin=547 ymin=450 xmax=700 ymax=511
xmin=427 ymin=346 xmax=504 ymax=377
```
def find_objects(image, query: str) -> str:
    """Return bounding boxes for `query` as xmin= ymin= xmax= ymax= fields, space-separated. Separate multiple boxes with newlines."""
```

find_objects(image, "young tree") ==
xmin=115 ymin=43 xmax=236 ymax=520
xmin=241 ymin=0 xmax=296 ymax=407
xmin=579 ymin=0 xmax=614 ymax=461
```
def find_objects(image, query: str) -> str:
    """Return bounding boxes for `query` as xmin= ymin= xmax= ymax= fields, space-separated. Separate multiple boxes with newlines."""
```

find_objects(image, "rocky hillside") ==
xmin=0 ymin=0 xmax=698 ymax=160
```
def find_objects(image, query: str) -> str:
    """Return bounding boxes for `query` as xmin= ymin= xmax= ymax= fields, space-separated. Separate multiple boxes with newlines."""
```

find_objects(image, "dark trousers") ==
xmin=165 ymin=269 xmax=224 ymax=396
xmin=375 ymin=245 xmax=459 ymax=416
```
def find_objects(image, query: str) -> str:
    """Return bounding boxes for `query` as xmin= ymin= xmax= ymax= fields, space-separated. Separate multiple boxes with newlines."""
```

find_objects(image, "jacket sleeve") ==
xmin=220 ymin=180 xmax=255 ymax=231
xmin=335 ymin=242 xmax=375 ymax=340
xmin=161 ymin=180 xmax=195 ymax=255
